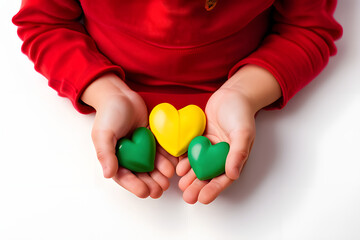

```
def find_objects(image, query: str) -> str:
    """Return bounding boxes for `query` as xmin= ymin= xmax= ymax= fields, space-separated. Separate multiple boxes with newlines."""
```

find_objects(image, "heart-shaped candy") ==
xmin=116 ymin=127 xmax=156 ymax=172
xmin=188 ymin=136 xmax=230 ymax=180
xmin=149 ymin=103 xmax=206 ymax=157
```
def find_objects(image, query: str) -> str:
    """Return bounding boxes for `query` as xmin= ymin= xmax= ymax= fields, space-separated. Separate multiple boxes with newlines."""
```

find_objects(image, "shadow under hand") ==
xmin=220 ymin=110 xmax=281 ymax=204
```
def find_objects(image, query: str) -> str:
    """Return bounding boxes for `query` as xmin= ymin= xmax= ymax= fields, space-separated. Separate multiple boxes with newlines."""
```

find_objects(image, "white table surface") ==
xmin=1 ymin=1 xmax=359 ymax=240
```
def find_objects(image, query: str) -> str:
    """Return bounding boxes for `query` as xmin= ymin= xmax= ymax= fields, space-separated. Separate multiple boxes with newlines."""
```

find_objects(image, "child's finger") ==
xmin=91 ymin=129 xmax=119 ymax=178
xmin=137 ymin=173 xmax=163 ymax=199
xmin=225 ymin=129 xmax=254 ymax=180
xmin=150 ymin=170 xmax=170 ymax=191
xmin=112 ymin=167 xmax=150 ymax=198
xmin=157 ymin=146 xmax=179 ymax=167
xmin=176 ymin=157 xmax=191 ymax=177
xmin=198 ymin=174 xmax=234 ymax=204
xmin=154 ymin=151 xmax=175 ymax=178
xmin=178 ymin=169 xmax=197 ymax=192
xmin=183 ymin=179 xmax=208 ymax=204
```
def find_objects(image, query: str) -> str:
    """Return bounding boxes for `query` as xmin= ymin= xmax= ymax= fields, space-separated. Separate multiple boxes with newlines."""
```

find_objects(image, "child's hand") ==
xmin=82 ymin=73 xmax=177 ymax=199
xmin=176 ymin=64 xmax=282 ymax=204
xmin=176 ymin=88 xmax=255 ymax=204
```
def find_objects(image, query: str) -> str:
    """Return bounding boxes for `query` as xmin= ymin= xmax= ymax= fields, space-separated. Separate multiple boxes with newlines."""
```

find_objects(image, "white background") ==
xmin=1 ymin=1 xmax=359 ymax=240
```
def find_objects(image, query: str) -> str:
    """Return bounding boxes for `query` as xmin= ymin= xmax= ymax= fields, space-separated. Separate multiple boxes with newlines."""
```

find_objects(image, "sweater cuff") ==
xmin=50 ymin=65 xmax=125 ymax=114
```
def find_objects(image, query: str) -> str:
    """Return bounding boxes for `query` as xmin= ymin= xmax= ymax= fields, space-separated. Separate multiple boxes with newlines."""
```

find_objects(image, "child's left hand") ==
xmin=176 ymin=64 xmax=281 ymax=204
xmin=176 ymin=87 xmax=256 ymax=204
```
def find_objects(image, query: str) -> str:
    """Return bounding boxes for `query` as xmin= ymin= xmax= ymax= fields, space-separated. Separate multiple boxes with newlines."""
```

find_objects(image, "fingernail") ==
xmin=103 ymin=165 xmax=110 ymax=178
xmin=237 ymin=162 xmax=246 ymax=177
xmin=235 ymin=167 xmax=240 ymax=178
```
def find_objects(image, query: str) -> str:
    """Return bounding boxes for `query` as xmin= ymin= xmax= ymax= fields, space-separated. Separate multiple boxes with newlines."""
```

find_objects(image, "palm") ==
xmin=177 ymin=88 xmax=256 ymax=204
xmin=92 ymin=93 xmax=177 ymax=199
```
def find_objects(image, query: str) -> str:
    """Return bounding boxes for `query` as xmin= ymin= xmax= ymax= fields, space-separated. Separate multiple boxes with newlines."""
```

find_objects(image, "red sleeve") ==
xmin=228 ymin=0 xmax=343 ymax=110
xmin=12 ymin=0 xmax=125 ymax=114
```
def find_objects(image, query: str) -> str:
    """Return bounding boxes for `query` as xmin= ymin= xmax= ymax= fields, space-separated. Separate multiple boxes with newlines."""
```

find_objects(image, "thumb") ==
xmin=91 ymin=129 xmax=119 ymax=178
xmin=225 ymin=129 xmax=254 ymax=180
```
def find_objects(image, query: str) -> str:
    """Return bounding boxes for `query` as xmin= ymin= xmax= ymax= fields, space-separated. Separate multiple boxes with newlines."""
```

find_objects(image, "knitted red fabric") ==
xmin=13 ymin=0 xmax=342 ymax=113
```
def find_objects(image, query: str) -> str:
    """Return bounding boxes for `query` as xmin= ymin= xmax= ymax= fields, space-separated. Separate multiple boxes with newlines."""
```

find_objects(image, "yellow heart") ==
xmin=149 ymin=103 xmax=206 ymax=157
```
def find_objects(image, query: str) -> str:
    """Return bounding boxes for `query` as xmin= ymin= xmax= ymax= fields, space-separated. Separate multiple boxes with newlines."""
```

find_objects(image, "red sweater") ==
xmin=13 ymin=0 xmax=342 ymax=113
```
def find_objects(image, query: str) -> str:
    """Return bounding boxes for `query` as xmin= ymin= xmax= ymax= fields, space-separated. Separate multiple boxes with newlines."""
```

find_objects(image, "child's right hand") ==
xmin=81 ymin=73 xmax=177 ymax=199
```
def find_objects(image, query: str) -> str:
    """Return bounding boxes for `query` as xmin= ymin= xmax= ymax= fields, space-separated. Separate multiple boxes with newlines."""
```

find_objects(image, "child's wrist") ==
xmin=81 ymin=73 xmax=133 ymax=110
xmin=222 ymin=64 xmax=282 ymax=112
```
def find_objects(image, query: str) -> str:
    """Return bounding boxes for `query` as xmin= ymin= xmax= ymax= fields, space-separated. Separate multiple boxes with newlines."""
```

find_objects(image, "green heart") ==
xmin=116 ymin=127 xmax=156 ymax=172
xmin=188 ymin=136 xmax=230 ymax=180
